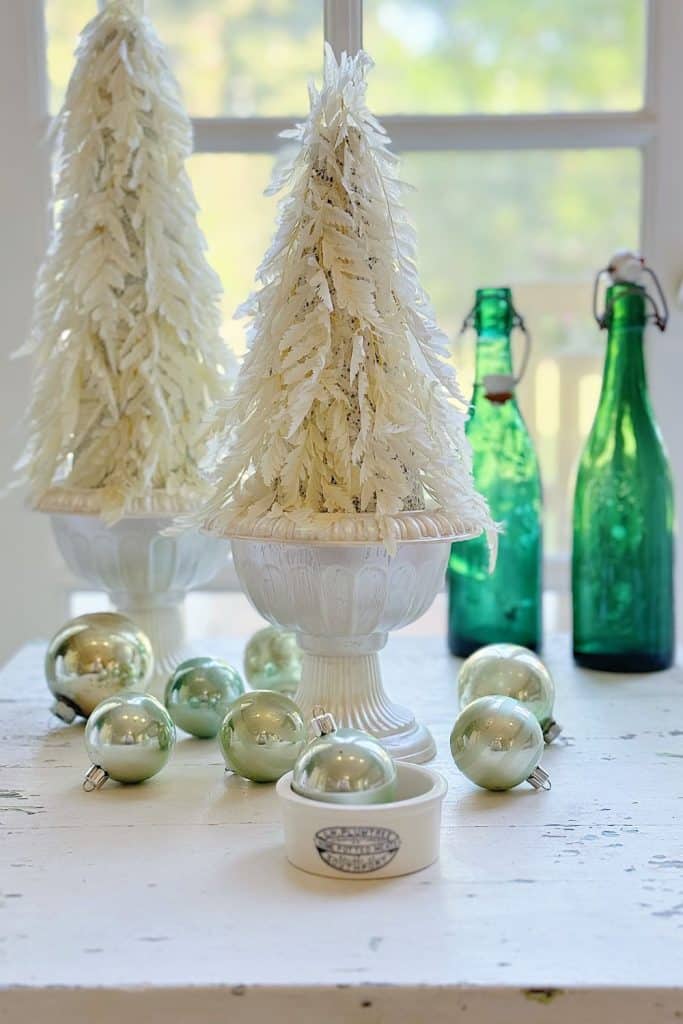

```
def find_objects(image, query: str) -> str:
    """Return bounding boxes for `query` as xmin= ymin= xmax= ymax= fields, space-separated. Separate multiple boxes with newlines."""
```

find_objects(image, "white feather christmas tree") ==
xmin=198 ymin=47 xmax=493 ymax=546
xmin=18 ymin=0 xmax=230 ymax=520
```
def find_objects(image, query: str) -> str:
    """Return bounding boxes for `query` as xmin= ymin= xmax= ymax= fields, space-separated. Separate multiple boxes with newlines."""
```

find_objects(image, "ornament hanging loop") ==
xmin=459 ymin=301 xmax=532 ymax=390
xmin=593 ymin=253 xmax=669 ymax=332
xmin=542 ymin=718 xmax=562 ymax=744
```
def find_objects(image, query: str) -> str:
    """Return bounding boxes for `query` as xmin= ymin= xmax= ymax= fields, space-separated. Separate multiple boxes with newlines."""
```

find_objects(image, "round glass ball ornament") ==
xmin=243 ymin=626 xmax=302 ymax=695
xmin=450 ymin=696 xmax=551 ymax=792
xmin=292 ymin=711 xmax=397 ymax=805
xmin=219 ymin=691 xmax=306 ymax=783
xmin=83 ymin=692 xmax=176 ymax=790
xmin=45 ymin=612 xmax=153 ymax=723
xmin=164 ymin=657 xmax=245 ymax=739
xmin=458 ymin=643 xmax=561 ymax=743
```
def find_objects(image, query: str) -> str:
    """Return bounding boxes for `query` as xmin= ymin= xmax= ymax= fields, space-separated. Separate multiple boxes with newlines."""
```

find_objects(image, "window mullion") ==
xmin=639 ymin=0 xmax=683 ymax=633
xmin=190 ymin=111 xmax=655 ymax=155
xmin=324 ymin=0 xmax=363 ymax=58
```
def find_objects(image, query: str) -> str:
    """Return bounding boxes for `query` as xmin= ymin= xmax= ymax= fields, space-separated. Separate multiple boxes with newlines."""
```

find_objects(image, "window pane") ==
xmin=400 ymin=148 xmax=641 ymax=554
xmin=46 ymin=1 xmax=320 ymax=116
xmin=189 ymin=154 xmax=276 ymax=356
xmin=45 ymin=0 xmax=96 ymax=112
xmin=140 ymin=0 xmax=320 ymax=116
xmin=365 ymin=0 xmax=646 ymax=113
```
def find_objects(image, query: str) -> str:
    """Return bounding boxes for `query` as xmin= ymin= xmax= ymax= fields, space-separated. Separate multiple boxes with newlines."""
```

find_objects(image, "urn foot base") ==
xmin=112 ymin=602 xmax=188 ymax=699
xmin=296 ymin=650 xmax=436 ymax=765
xmin=379 ymin=719 xmax=437 ymax=764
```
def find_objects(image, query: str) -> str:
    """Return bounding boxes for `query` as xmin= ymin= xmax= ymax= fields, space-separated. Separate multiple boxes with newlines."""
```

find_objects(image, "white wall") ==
xmin=645 ymin=1 xmax=683 ymax=608
xmin=0 ymin=1 xmax=69 ymax=664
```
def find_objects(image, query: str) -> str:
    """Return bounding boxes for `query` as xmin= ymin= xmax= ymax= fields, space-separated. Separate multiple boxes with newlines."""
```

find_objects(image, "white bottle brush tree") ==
xmin=17 ymin=0 xmax=230 ymax=520
xmin=199 ymin=47 xmax=493 ymax=546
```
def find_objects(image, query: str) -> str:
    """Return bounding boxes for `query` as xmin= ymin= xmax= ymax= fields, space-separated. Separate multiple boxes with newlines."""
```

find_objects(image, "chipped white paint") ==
xmin=0 ymin=635 xmax=682 ymax=1023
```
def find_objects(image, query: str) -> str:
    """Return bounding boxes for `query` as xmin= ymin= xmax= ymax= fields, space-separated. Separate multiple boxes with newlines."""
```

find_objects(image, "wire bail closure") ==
xmin=459 ymin=300 xmax=532 ymax=388
xmin=593 ymin=252 xmax=668 ymax=332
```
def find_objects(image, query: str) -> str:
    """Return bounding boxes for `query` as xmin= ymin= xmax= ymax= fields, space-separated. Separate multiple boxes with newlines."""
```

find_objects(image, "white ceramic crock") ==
xmin=276 ymin=762 xmax=447 ymax=880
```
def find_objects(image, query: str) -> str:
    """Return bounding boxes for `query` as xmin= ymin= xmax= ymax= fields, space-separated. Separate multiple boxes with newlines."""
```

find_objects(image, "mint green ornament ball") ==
xmin=243 ymin=626 xmax=302 ymax=695
xmin=458 ymin=644 xmax=561 ymax=743
xmin=164 ymin=657 xmax=245 ymax=739
xmin=450 ymin=696 xmax=550 ymax=792
xmin=219 ymin=690 xmax=306 ymax=783
xmin=292 ymin=712 xmax=397 ymax=805
xmin=84 ymin=692 xmax=175 ymax=788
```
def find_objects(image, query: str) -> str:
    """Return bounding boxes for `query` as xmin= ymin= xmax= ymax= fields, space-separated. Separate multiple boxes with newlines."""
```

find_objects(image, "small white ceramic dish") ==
xmin=276 ymin=762 xmax=447 ymax=879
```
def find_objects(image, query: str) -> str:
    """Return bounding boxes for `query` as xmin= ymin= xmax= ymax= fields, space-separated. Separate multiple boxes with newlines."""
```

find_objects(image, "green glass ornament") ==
xmin=458 ymin=643 xmax=560 ymax=743
xmin=243 ymin=626 xmax=302 ymax=695
xmin=448 ymin=288 xmax=542 ymax=656
xmin=83 ymin=693 xmax=176 ymax=790
xmin=164 ymin=657 xmax=245 ymax=739
xmin=292 ymin=711 xmax=397 ymax=805
xmin=219 ymin=690 xmax=306 ymax=783
xmin=573 ymin=254 xmax=674 ymax=672
xmin=450 ymin=696 xmax=550 ymax=792
xmin=45 ymin=612 xmax=153 ymax=723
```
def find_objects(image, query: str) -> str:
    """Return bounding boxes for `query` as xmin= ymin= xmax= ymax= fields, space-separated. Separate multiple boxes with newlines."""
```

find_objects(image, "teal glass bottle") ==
xmin=572 ymin=257 xmax=673 ymax=671
xmin=448 ymin=287 xmax=542 ymax=657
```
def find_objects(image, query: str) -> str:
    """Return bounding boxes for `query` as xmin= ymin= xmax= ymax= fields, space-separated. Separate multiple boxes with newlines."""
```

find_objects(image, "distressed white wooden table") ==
xmin=1 ymin=634 xmax=682 ymax=1023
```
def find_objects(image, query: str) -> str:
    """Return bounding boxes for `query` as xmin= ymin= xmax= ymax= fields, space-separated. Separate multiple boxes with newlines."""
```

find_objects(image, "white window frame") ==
xmin=1 ymin=0 xmax=681 ymax=657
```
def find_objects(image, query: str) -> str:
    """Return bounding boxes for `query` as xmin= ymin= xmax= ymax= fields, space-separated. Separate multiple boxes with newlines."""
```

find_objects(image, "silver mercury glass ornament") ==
xmin=45 ymin=612 xmax=153 ymax=723
xmin=83 ymin=692 xmax=176 ymax=790
xmin=450 ymin=695 xmax=551 ymax=792
xmin=458 ymin=643 xmax=561 ymax=743
xmin=292 ymin=709 xmax=398 ymax=805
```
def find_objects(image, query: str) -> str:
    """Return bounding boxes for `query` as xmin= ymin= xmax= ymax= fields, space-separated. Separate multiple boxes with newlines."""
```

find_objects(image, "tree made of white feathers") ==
xmin=198 ymin=47 xmax=493 ymax=547
xmin=17 ymin=0 xmax=229 ymax=521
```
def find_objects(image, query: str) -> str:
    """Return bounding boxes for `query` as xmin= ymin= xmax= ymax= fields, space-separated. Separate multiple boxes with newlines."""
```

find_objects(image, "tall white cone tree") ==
xmin=19 ymin=0 xmax=230 ymax=519
xmin=200 ymin=47 xmax=493 ymax=544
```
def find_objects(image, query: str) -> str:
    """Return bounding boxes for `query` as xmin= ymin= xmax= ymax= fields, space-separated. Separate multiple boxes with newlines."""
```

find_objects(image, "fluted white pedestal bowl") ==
xmin=41 ymin=491 xmax=227 ymax=698
xmin=225 ymin=511 xmax=473 ymax=764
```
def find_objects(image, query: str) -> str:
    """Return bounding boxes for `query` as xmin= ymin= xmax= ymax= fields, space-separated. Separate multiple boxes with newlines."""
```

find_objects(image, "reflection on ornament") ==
xmin=45 ymin=612 xmax=153 ymax=722
xmin=458 ymin=643 xmax=561 ymax=743
xmin=83 ymin=692 xmax=175 ymax=790
xmin=164 ymin=657 xmax=244 ymax=739
xmin=450 ymin=695 xmax=551 ymax=792
xmin=219 ymin=690 xmax=306 ymax=783
xmin=243 ymin=626 xmax=302 ymax=695
xmin=292 ymin=710 xmax=397 ymax=805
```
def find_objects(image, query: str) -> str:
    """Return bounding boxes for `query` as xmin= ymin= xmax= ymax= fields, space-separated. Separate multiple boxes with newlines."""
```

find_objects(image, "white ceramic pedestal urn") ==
xmin=39 ymin=489 xmax=227 ymax=698
xmin=221 ymin=511 xmax=472 ymax=764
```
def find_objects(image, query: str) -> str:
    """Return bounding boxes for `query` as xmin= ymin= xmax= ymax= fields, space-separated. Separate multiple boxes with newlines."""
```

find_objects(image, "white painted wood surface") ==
xmin=1 ymin=634 xmax=682 ymax=1023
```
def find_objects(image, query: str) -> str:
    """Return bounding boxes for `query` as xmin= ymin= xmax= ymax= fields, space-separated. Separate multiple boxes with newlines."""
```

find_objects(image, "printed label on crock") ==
xmin=314 ymin=826 xmax=401 ymax=873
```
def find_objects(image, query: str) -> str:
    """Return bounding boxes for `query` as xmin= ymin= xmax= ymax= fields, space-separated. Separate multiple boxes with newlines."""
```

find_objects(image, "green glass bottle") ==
xmin=572 ymin=255 xmax=673 ymax=672
xmin=448 ymin=287 xmax=542 ymax=657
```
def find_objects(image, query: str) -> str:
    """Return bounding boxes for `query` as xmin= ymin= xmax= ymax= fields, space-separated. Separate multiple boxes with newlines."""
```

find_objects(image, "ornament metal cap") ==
xmin=311 ymin=707 xmax=337 ymax=737
xmin=542 ymin=719 xmax=562 ymax=744
xmin=83 ymin=765 xmax=108 ymax=792
xmin=527 ymin=765 xmax=552 ymax=791
xmin=52 ymin=698 xmax=78 ymax=724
